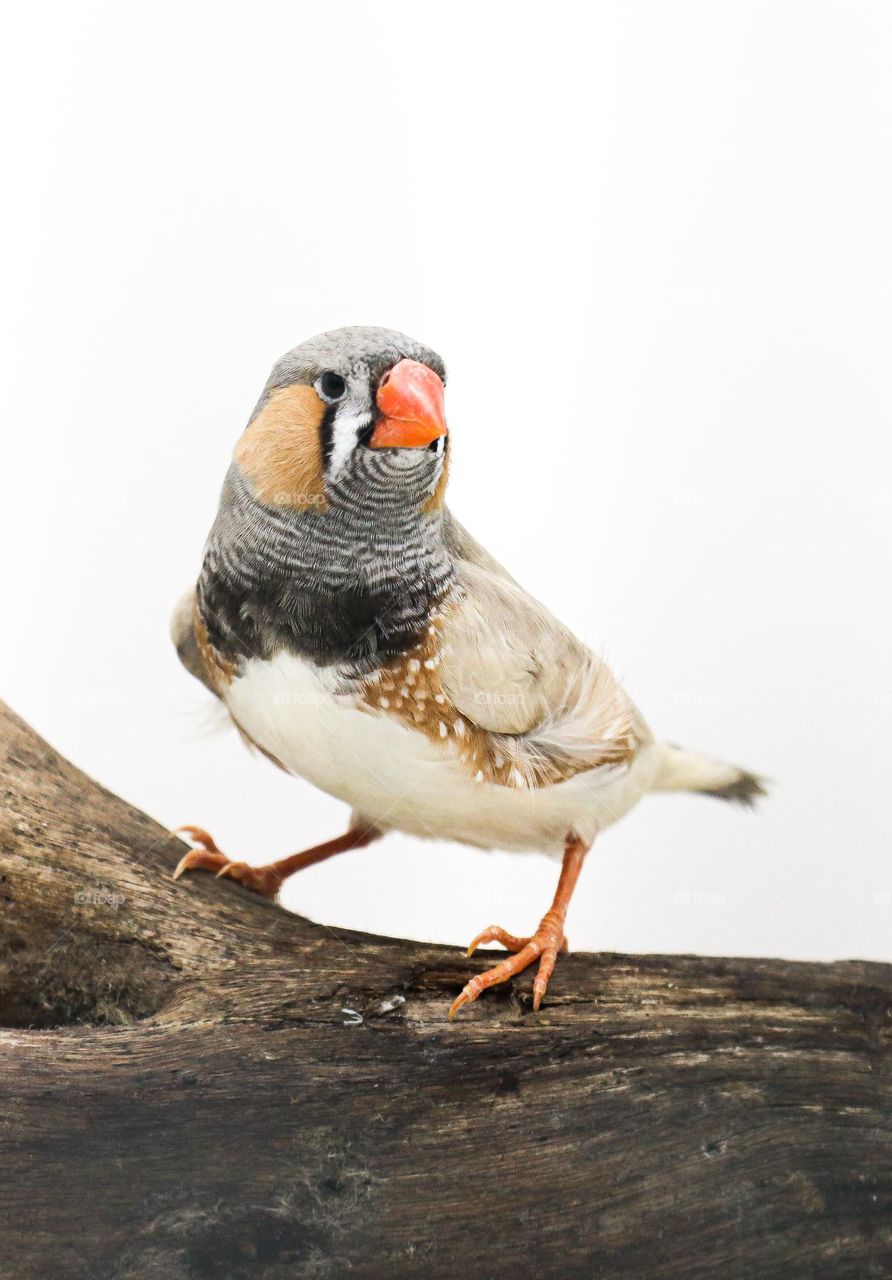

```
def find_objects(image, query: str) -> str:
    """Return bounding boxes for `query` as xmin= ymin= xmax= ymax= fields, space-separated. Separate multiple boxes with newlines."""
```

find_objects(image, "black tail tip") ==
xmin=699 ymin=770 xmax=767 ymax=809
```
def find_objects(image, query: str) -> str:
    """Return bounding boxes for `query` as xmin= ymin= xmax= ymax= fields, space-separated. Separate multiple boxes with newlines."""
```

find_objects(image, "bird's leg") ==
xmin=449 ymin=832 xmax=589 ymax=1018
xmin=172 ymin=824 xmax=380 ymax=900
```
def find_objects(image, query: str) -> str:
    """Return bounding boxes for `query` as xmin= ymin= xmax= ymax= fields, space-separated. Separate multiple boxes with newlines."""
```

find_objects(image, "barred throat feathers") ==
xmin=197 ymin=449 xmax=454 ymax=671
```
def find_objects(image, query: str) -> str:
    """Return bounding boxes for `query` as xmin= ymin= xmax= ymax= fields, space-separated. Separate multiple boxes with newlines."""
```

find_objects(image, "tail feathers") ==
xmin=702 ymin=770 xmax=767 ymax=807
xmin=652 ymin=743 xmax=766 ymax=808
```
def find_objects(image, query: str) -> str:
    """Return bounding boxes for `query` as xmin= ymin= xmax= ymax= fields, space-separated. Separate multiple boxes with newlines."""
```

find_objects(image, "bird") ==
xmin=171 ymin=325 xmax=763 ymax=1018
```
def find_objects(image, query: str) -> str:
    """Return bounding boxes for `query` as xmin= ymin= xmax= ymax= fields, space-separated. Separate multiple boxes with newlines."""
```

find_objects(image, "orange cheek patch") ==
xmin=235 ymin=384 xmax=329 ymax=511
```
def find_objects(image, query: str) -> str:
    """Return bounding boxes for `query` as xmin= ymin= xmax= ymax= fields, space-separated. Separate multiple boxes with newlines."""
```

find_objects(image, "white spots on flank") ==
xmin=379 ymin=697 xmax=390 ymax=708
xmin=494 ymin=753 xmax=505 ymax=768
xmin=408 ymin=658 xmax=421 ymax=673
xmin=475 ymin=770 xmax=484 ymax=783
xmin=454 ymin=718 xmax=465 ymax=737
xmin=439 ymin=721 xmax=448 ymax=738
xmin=434 ymin=693 xmax=446 ymax=704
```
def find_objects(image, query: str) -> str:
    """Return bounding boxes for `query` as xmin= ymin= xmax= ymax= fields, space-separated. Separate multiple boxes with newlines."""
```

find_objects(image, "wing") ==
xmin=443 ymin=511 xmax=520 ymax=586
xmin=170 ymin=588 xmax=221 ymax=698
xmin=437 ymin=531 xmax=647 ymax=783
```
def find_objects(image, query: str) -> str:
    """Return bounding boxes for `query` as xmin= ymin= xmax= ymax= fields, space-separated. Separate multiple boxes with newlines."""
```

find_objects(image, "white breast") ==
xmin=223 ymin=652 xmax=659 ymax=856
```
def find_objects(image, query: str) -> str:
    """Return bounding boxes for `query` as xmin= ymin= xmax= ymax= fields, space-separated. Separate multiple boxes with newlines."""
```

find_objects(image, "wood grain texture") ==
xmin=0 ymin=699 xmax=889 ymax=1280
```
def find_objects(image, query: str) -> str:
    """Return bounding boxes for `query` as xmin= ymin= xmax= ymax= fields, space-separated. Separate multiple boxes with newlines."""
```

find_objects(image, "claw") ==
xmin=450 ymin=922 xmax=568 ymax=1019
xmin=215 ymin=860 xmax=251 ymax=882
xmin=171 ymin=834 xmax=280 ymax=898
xmin=448 ymin=992 xmax=471 ymax=1021
xmin=451 ymin=835 xmax=587 ymax=1019
xmin=172 ymin=848 xmax=229 ymax=881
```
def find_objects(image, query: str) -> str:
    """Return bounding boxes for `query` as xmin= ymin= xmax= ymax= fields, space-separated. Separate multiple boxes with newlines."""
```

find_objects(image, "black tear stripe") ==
xmin=319 ymin=401 xmax=338 ymax=470
xmin=198 ymin=453 xmax=454 ymax=673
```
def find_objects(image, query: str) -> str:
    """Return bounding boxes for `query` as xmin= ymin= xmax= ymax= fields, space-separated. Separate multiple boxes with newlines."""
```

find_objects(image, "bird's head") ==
xmin=234 ymin=326 xmax=449 ymax=516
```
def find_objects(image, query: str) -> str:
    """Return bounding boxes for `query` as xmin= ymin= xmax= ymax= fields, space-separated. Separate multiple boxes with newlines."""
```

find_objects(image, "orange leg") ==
xmin=449 ymin=832 xmax=589 ymax=1018
xmin=172 ymin=824 xmax=380 ymax=900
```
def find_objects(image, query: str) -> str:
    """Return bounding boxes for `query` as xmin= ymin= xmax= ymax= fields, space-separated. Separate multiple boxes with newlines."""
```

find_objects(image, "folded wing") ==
xmin=437 ymin=541 xmax=647 ymax=788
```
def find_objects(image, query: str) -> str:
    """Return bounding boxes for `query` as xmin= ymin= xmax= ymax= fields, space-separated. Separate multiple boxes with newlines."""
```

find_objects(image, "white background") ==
xmin=2 ymin=2 xmax=890 ymax=963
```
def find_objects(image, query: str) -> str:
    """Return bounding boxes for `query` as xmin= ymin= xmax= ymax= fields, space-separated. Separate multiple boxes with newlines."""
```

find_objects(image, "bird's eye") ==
xmin=318 ymin=371 xmax=347 ymax=402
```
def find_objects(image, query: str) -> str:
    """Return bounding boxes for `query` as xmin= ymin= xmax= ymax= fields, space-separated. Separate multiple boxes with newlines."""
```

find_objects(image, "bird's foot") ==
xmin=449 ymin=913 xmax=569 ymax=1018
xmin=171 ymin=826 xmax=282 ymax=899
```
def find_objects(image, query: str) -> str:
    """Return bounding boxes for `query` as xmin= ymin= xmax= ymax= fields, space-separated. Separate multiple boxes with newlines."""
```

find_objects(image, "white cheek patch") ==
xmin=328 ymin=409 xmax=372 ymax=479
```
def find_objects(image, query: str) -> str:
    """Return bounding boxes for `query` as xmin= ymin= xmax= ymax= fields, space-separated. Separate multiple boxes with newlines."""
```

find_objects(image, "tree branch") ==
xmin=0 ymin=700 xmax=889 ymax=1279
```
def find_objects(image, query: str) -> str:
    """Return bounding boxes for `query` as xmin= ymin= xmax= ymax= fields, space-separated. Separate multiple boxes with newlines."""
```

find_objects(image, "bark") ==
xmin=0 ymin=699 xmax=889 ymax=1280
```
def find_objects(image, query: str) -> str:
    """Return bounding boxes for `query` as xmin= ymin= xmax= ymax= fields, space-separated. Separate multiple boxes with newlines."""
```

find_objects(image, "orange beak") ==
xmin=369 ymin=359 xmax=447 ymax=449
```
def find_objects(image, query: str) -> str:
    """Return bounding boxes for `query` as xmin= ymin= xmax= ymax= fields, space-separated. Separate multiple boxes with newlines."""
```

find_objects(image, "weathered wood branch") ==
xmin=0 ymin=700 xmax=889 ymax=1279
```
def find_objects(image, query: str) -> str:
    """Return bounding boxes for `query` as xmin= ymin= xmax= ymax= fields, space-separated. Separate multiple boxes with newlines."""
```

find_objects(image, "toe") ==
xmin=172 ymin=848 xmax=280 ymax=898
xmin=215 ymin=860 xmax=247 ymax=880
xmin=174 ymin=825 xmax=221 ymax=853
xmin=216 ymin=862 xmax=281 ymax=899
xmin=466 ymin=924 xmax=531 ymax=957
xmin=531 ymin=947 xmax=560 ymax=1011
xmin=450 ymin=940 xmax=542 ymax=1018
xmin=172 ymin=849 xmax=227 ymax=881
xmin=452 ymin=918 xmax=569 ymax=1018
